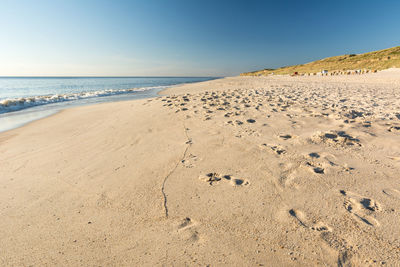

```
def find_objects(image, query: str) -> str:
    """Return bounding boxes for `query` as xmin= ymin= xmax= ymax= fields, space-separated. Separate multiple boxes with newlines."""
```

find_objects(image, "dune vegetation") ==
xmin=241 ymin=46 xmax=400 ymax=76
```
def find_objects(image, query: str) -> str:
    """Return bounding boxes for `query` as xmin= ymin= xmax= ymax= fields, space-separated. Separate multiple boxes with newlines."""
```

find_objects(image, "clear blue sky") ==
xmin=1 ymin=0 xmax=399 ymax=76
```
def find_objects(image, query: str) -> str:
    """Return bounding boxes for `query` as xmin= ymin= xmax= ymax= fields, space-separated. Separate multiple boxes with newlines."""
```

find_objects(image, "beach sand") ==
xmin=1 ymin=69 xmax=400 ymax=266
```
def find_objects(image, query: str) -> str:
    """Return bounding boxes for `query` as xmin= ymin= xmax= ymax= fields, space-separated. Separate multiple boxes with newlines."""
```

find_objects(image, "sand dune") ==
xmin=1 ymin=70 xmax=400 ymax=266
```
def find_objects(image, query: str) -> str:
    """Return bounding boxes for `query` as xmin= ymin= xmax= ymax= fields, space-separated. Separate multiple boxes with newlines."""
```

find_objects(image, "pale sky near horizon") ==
xmin=1 ymin=0 xmax=400 ymax=76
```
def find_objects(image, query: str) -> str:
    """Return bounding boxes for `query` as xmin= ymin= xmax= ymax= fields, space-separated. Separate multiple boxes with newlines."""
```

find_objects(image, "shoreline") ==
xmin=0 ymin=77 xmax=221 ymax=133
xmin=0 ymin=89 xmax=161 ymax=133
xmin=0 ymin=81 xmax=205 ymax=134
xmin=1 ymin=71 xmax=400 ymax=265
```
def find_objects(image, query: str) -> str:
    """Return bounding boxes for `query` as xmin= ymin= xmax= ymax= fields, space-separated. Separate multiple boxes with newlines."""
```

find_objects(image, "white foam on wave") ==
xmin=0 ymin=86 xmax=163 ymax=114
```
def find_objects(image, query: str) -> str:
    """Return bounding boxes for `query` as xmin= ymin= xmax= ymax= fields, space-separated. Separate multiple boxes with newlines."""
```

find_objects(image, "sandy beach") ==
xmin=1 ymin=70 xmax=400 ymax=266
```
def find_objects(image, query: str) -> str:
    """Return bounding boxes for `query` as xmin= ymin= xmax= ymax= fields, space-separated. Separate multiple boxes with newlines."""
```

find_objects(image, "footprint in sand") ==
xmin=340 ymin=190 xmax=381 ymax=227
xmin=222 ymin=175 xmax=249 ymax=186
xmin=361 ymin=121 xmax=372 ymax=128
xmin=279 ymin=134 xmax=292 ymax=140
xmin=181 ymin=154 xmax=199 ymax=168
xmin=226 ymin=120 xmax=244 ymax=126
xmin=288 ymin=209 xmax=332 ymax=232
xmin=199 ymin=172 xmax=221 ymax=185
xmin=308 ymin=152 xmax=320 ymax=158
xmin=178 ymin=217 xmax=194 ymax=230
xmin=176 ymin=217 xmax=200 ymax=243
xmin=224 ymin=112 xmax=233 ymax=118
xmin=310 ymin=131 xmax=361 ymax=148
xmin=198 ymin=173 xmax=249 ymax=187
xmin=307 ymin=152 xmax=355 ymax=173
xmin=273 ymin=162 xmax=301 ymax=188
xmin=312 ymin=166 xmax=325 ymax=174
xmin=261 ymin=143 xmax=287 ymax=156
xmin=388 ymin=125 xmax=400 ymax=132
xmin=305 ymin=162 xmax=325 ymax=174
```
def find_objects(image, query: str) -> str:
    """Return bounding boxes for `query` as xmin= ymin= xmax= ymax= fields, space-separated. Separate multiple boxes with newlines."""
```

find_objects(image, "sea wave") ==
xmin=0 ymin=86 xmax=163 ymax=114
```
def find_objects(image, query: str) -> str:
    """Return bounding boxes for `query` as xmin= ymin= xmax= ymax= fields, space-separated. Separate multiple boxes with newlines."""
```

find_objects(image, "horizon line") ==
xmin=0 ymin=75 xmax=222 ymax=78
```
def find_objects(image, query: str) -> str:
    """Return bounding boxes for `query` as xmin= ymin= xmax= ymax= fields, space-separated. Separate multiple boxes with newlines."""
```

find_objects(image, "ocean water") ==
xmin=0 ymin=77 xmax=217 ymax=132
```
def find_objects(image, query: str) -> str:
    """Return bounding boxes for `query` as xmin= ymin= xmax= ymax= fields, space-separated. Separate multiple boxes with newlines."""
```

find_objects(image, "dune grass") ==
xmin=241 ymin=46 xmax=400 ymax=76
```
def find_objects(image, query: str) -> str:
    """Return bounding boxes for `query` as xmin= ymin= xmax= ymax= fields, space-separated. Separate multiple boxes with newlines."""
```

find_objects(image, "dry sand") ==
xmin=1 ymin=69 xmax=400 ymax=266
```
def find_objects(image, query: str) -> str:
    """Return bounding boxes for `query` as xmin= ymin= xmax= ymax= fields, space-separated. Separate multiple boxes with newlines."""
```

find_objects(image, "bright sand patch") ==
xmin=1 ymin=69 xmax=400 ymax=266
